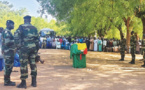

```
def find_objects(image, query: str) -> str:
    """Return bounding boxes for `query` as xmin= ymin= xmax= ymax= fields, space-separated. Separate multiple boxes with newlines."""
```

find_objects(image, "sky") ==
xmin=0 ymin=0 xmax=54 ymax=21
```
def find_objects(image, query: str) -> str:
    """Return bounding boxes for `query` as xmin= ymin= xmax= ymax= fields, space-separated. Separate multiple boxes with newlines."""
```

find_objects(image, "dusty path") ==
xmin=0 ymin=49 xmax=145 ymax=90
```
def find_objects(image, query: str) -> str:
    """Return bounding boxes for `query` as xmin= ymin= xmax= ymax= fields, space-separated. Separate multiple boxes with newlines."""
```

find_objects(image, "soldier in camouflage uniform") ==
xmin=2 ymin=20 xmax=16 ymax=86
xmin=141 ymin=34 xmax=145 ymax=67
xmin=119 ymin=35 xmax=126 ymax=61
xmin=14 ymin=16 xmax=39 ymax=88
xmin=129 ymin=31 xmax=136 ymax=64
xmin=0 ymin=27 xmax=4 ymax=33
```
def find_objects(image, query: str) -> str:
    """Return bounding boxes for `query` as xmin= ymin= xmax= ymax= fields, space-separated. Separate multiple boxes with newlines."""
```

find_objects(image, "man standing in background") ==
xmin=89 ymin=37 xmax=94 ymax=51
xmin=94 ymin=37 xmax=98 ymax=51
xmin=101 ymin=36 xmax=104 ymax=51
xmin=129 ymin=31 xmax=136 ymax=64
xmin=119 ymin=35 xmax=126 ymax=61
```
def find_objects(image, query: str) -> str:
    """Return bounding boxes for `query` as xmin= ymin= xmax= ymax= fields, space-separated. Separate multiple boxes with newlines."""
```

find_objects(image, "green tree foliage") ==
xmin=37 ymin=0 xmax=143 ymax=39
xmin=136 ymin=0 xmax=145 ymax=18
xmin=36 ymin=0 xmax=85 ymax=20
xmin=0 ymin=1 xmax=60 ymax=35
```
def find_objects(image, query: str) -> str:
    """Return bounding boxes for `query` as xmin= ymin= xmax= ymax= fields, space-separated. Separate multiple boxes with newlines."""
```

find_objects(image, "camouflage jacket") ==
xmin=120 ymin=38 xmax=126 ymax=49
xmin=14 ymin=23 xmax=39 ymax=50
xmin=2 ymin=28 xmax=15 ymax=53
xmin=142 ymin=39 xmax=145 ymax=47
xmin=130 ymin=35 xmax=136 ymax=47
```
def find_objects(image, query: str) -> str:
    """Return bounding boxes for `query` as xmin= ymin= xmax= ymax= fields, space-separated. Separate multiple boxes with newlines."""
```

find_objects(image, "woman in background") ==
xmin=89 ymin=37 xmax=94 ymax=51
xmin=98 ymin=38 xmax=102 ymax=51
xmin=94 ymin=37 xmax=98 ymax=51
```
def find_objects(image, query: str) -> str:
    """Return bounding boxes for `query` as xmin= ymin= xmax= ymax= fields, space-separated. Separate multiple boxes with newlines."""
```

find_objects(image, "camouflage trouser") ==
xmin=120 ymin=48 xmax=125 ymax=56
xmin=143 ymin=50 xmax=145 ymax=61
xmin=19 ymin=49 xmax=37 ymax=80
xmin=131 ymin=46 xmax=136 ymax=60
xmin=120 ymin=51 xmax=125 ymax=56
xmin=4 ymin=51 xmax=14 ymax=84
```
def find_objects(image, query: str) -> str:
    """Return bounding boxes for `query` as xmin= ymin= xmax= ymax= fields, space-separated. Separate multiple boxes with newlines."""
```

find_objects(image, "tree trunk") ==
xmin=142 ymin=17 xmax=145 ymax=39
xmin=117 ymin=25 xmax=124 ymax=40
xmin=124 ymin=17 xmax=131 ymax=53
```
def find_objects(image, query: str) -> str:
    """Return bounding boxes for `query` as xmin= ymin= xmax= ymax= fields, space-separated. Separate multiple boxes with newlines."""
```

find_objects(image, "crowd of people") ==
xmin=39 ymin=36 xmax=142 ymax=54
xmin=39 ymin=34 xmax=144 ymax=66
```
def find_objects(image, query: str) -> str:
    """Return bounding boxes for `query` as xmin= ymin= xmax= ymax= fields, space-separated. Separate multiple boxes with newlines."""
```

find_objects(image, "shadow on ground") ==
xmin=0 ymin=49 xmax=145 ymax=90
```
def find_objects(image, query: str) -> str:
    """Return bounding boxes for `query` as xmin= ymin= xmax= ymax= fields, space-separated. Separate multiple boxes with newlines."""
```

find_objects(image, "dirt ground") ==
xmin=0 ymin=49 xmax=145 ymax=90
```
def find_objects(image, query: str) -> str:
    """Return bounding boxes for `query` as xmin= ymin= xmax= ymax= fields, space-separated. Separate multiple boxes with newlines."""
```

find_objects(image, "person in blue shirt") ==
xmin=0 ymin=27 xmax=4 ymax=70
xmin=40 ymin=31 xmax=45 ymax=37
xmin=80 ymin=38 xmax=84 ymax=43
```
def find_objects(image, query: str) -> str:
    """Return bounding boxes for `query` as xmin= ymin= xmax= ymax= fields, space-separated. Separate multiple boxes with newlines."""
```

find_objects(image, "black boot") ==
xmin=119 ymin=55 xmax=124 ymax=61
xmin=4 ymin=81 xmax=16 ymax=86
xmin=129 ymin=56 xmax=135 ymax=64
xmin=17 ymin=80 xmax=27 ymax=89
xmin=129 ymin=58 xmax=135 ymax=64
xmin=129 ymin=61 xmax=135 ymax=64
xmin=141 ymin=61 xmax=145 ymax=67
xmin=4 ymin=75 xmax=16 ymax=86
xmin=31 ymin=76 xmax=37 ymax=87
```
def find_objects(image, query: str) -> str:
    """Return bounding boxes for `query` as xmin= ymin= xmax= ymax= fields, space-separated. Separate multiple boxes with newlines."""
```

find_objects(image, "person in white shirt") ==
xmin=94 ymin=37 xmax=98 ymax=51
xmin=65 ymin=40 xmax=69 ymax=50
xmin=103 ymin=39 xmax=107 ymax=51
xmin=52 ymin=39 xmax=56 ymax=49
xmin=56 ymin=40 xmax=61 ymax=49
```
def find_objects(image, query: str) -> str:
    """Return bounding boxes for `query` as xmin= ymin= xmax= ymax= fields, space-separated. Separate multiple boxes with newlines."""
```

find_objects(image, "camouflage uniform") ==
xmin=141 ymin=34 xmax=145 ymax=67
xmin=130 ymin=34 xmax=136 ymax=63
xmin=119 ymin=38 xmax=126 ymax=61
xmin=2 ymin=28 xmax=15 ymax=84
xmin=14 ymin=24 xmax=39 ymax=80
